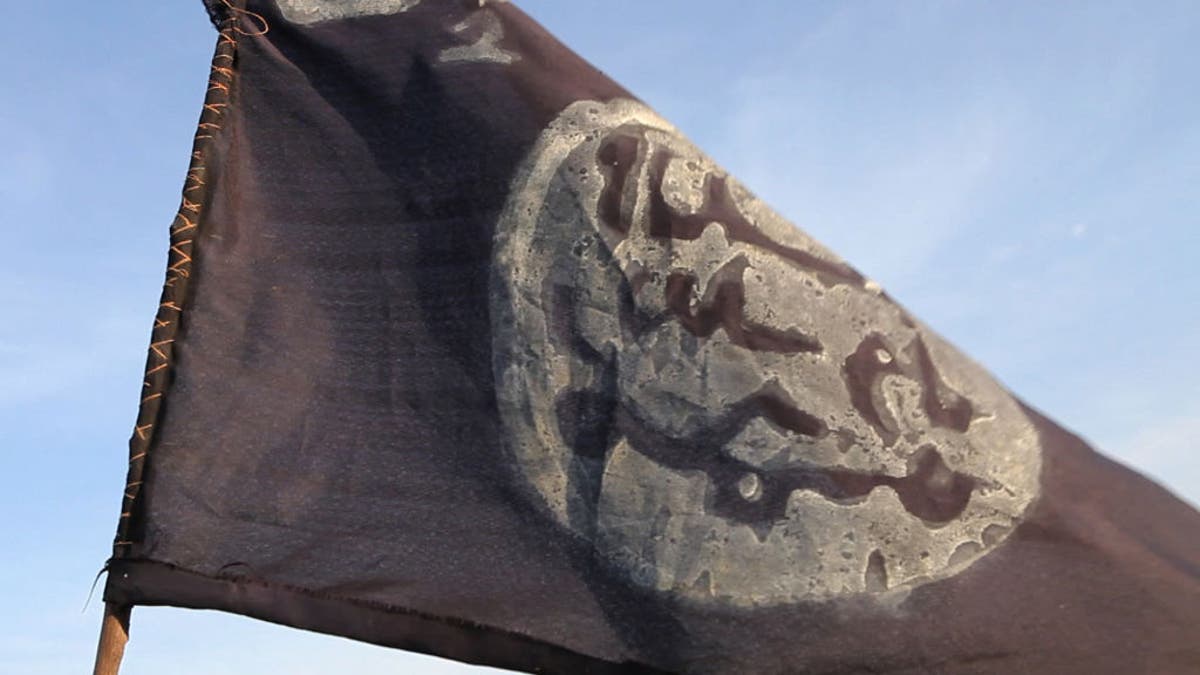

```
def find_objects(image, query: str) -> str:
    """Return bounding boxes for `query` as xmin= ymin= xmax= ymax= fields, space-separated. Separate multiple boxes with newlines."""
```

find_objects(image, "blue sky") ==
xmin=1 ymin=1 xmax=1196 ymax=673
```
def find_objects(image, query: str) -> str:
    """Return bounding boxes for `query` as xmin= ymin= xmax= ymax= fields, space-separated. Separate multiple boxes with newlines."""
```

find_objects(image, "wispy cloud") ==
xmin=1105 ymin=396 xmax=1200 ymax=508
xmin=723 ymin=79 xmax=1015 ymax=286
xmin=0 ymin=116 xmax=52 ymax=205
xmin=0 ymin=280 xmax=152 ymax=409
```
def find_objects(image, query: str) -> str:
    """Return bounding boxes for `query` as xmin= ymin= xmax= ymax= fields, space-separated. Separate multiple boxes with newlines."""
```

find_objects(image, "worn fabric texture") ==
xmin=104 ymin=1 xmax=1200 ymax=673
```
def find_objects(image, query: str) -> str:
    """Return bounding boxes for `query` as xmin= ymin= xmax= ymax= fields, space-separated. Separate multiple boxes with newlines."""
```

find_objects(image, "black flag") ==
xmin=104 ymin=1 xmax=1200 ymax=672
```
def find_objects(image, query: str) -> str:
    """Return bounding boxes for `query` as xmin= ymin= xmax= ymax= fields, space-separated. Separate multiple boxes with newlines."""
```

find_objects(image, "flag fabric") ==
xmin=104 ymin=1 xmax=1200 ymax=672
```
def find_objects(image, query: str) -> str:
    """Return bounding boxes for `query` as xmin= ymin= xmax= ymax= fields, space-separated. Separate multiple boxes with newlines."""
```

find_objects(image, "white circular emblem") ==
xmin=491 ymin=99 xmax=1041 ymax=606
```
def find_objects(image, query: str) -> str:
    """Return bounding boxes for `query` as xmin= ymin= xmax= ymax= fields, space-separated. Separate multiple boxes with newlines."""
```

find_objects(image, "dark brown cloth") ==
xmin=104 ymin=2 xmax=1200 ymax=673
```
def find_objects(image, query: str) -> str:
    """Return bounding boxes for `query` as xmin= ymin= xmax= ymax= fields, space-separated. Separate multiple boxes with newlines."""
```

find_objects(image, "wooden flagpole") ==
xmin=92 ymin=603 xmax=131 ymax=675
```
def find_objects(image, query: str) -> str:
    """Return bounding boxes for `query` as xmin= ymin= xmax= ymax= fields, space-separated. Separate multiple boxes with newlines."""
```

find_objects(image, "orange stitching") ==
xmin=220 ymin=0 xmax=271 ymax=36
xmin=169 ymin=242 xmax=194 ymax=271
xmin=173 ymin=214 xmax=197 ymax=233
xmin=149 ymin=339 xmax=174 ymax=360
xmin=117 ymin=19 xmax=240 ymax=555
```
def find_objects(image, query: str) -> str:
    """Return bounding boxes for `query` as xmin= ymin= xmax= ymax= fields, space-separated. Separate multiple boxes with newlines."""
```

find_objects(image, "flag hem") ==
xmin=104 ymin=558 xmax=664 ymax=674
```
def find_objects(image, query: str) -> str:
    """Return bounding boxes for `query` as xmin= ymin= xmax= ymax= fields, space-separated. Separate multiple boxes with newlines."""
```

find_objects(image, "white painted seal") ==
xmin=491 ymin=101 xmax=1041 ymax=606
